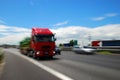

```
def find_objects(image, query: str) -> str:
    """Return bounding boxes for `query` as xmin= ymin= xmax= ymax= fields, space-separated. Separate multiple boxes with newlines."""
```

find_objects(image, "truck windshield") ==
xmin=34 ymin=35 xmax=55 ymax=42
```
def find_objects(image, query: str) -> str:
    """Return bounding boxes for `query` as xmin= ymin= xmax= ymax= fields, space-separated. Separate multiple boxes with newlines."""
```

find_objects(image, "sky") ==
xmin=0 ymin=0 xmax=120 ymax=45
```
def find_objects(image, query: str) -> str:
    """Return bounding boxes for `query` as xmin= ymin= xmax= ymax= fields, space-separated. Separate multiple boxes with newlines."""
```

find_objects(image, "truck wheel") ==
xmin=59 ymin=52 xmax=61 ymax=55
xmin=49 ymin=56 xmax=53 ymax=59
xmin=33 ymin=52 xmax=37 ymax=59
xmin=28 ymin=51 xmax=34 ymax=57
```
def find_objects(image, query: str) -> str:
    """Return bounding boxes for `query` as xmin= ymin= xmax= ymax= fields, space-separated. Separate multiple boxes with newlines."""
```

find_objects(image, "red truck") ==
xmin=20 ymin=28 xmax=56 ymax=59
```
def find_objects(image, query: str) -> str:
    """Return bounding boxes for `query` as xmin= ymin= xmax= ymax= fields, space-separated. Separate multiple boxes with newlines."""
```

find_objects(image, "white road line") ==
xmin=10 ymin=50 xmax=74 ymax=80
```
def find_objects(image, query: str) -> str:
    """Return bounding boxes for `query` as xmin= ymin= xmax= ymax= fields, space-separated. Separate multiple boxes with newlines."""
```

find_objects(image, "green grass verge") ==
xmin=0 ymin=48 xmax=4 ymax=63
xmin=97 ymin=50 xmax=112 ymax=55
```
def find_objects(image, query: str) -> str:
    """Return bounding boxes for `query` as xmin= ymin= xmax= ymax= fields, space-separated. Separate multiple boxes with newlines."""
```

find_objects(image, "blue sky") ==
xmin=0 ymin=0 xmax=120 ymax=45
xmin=0 ymin=0 xmax=120 ymax=28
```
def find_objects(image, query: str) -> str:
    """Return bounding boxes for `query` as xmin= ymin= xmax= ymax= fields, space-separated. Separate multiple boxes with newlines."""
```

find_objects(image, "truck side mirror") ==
xmin=54 ymin=38 xmax=57 ymax=41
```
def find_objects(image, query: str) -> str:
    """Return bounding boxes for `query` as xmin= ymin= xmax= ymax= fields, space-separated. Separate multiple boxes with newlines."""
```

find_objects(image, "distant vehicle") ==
xmin=72 ymin=45 xmax=96 ymax=54
xmin=91 ymin=40 xmax=120 ymax=49
xmin=55 ymin=47 xmax=61 ymax=55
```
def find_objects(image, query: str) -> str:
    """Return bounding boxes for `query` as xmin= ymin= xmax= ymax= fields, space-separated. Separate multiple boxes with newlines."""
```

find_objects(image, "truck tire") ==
xmin=49 ymin=56 xmax=53 ymax=59
xmin=33 ymin=52 xmax=37 ymax=59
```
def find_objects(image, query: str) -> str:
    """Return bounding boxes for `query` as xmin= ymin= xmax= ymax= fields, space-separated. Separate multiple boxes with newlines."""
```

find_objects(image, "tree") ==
xmin=59 ymin=43 xmax=63 ymax=47
xmin=69 ymin=40 xmax=74 ymax=46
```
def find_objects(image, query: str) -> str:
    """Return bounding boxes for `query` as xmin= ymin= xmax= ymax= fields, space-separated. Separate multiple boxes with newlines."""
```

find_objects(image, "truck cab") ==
xmin=30 ymin=28 xmax=56 ymax=58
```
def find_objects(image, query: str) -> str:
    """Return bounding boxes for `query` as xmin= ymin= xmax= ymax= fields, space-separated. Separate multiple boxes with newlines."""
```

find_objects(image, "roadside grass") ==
xmin=0 ymin=48 xmax=5 ymax=78
xmin=97 ymin=50 xmax=112 ymax=55
xmin=0 ymin=48 xmax=4 ymax=63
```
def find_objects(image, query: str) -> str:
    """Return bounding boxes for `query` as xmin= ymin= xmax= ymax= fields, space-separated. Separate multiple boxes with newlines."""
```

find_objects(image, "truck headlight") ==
xmin=53 ymin=51 xmax=55 ymax=54
xmin=37 ymin=51 xmax=40 ymax=54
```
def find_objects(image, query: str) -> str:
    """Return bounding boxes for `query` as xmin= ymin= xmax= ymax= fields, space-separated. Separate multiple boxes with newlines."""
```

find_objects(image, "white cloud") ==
xmin=0 ymin=33 xmax=30 ymax=45
xmin=53 ymin=21 xmax=68 ymax=26
xmin=106 ymin=13 xmax=118 ymax=17
xmin=0 ymin=25 xmax=31 ymax=45
xmin=0 ymin=25 xmax=30 ymax=35
xmin=91 ymin=13 xmax=119 ymax=21
xmin=51 ymin=24 xmax=120 ymax=45
xmin=0 ymin=24 xmax=120 ymax=46
xmin=91 ymin=17 xmax=105 ymax=21
xmin=91 ymin=24 xmax=120 ymax=40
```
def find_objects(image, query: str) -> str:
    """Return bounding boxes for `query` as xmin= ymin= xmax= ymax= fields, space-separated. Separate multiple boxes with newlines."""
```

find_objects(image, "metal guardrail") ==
xmin=97 ymin=49 xmax=120 ymax=53
xmin=61 ymin=47 xmax=120 ymax=53
xmin=92 ymin=46 xmax=120 ymax=49
xmin=60 ymin=47 xmax=72 ymax=51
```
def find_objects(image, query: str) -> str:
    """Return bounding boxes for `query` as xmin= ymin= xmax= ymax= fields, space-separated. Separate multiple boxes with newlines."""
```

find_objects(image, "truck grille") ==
xmin=42 ymin=46 xmax=51 ymax=50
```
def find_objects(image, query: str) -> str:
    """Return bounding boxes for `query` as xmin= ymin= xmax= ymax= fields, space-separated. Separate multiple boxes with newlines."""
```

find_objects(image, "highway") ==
xmin=0 ymin=48 xmax=120 ymax=80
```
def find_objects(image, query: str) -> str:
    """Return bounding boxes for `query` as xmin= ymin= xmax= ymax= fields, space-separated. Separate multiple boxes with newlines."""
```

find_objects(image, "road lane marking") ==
xmin=8 ymin=49 xmax=73 ymax=80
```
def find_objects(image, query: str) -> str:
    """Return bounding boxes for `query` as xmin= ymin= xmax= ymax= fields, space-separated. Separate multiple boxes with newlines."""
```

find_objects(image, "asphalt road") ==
xmin=1 ymin=48 xmax=120 ymax=80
